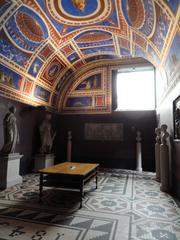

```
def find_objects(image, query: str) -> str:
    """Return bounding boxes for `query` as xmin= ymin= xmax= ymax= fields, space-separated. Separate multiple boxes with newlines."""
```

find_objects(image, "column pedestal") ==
xmin=136 ymin=142 xmax=142 ymax=171
xmin=34 ymin=154 xmax=54 ymax=172
xmin=0 ymin=153 xmax=23 ymax=189
xmin=136 ymin=131 xmax=142 ymax=172
xmin=155 ymin=143 xmax=161 ymax=182
xmin=160 ymin=144 xmax=169 ymax=192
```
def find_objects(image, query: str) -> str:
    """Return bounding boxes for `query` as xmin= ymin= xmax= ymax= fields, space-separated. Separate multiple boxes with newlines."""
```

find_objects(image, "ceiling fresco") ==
xmin=62 ymin=67 xmax=111 ymax=114
xmin=0 ymin=0 xmax=179 ymax=112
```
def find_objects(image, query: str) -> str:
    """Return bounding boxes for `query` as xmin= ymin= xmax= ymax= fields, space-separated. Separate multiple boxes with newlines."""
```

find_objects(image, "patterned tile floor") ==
xmin=0 ymin=169 xmax=179 ymax=240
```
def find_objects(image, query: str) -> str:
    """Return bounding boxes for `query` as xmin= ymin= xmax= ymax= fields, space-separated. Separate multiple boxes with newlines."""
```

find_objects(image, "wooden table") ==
xmin=38 ymin=162 xmax=99 ymax=208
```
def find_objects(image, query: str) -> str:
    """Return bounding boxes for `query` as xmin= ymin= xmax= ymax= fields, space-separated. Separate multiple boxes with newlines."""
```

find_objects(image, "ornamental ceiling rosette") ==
xmin=5 ymin=6 xmax=49 ymax=52
xmin=75 ymin=30 xmax=112 ymax=43
xmin=121 ymin=0 xmax=155 ymax=37
xmin=46 ymin=0 xmax=112 ymax=26
xmin=121 ymin=0 xmax=145 ymax=28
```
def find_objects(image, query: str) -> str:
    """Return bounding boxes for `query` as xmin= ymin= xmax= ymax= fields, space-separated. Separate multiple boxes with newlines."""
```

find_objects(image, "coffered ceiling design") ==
xmin=0 ymin=0 xmax=179 ymax=111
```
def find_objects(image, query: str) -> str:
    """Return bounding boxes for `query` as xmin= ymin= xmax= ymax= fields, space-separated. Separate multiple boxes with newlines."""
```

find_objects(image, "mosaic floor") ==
xmin=0 ymin=169 xmax=179 ymax=240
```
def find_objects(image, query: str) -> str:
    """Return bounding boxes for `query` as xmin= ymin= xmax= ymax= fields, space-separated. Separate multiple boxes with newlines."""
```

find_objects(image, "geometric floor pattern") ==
xmin=0 ymin=168 xmax=179 ymax=240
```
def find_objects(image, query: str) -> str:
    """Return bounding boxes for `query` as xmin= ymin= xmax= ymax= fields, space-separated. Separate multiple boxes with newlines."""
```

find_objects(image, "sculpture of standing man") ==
xmin=0 ymin=106 xmax=19 ymax=155
xmin=39 ymin=113 xmax=56 ymax=154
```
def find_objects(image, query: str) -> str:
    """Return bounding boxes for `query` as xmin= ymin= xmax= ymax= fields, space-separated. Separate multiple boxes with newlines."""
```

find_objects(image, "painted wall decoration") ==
xmin=0 ymin=0 xmax=12 ymax=17
xmin=55 ymin=69 xmax=74 ymax=92
xmin=23 ymin=79 xmax=33 ymax=95
xmin=38 ymin=44 xmax=54 ymax=61
xmin=163 ymin=0 xmax=180 ymax=14
xmin=148 ymin=45 xmax=160 ymax=66
xmin=0 ymin=0 xmax=178 ymax=111
xmin=28 ymin=58 xmax=43 ymax=78
xmin=132 ymin=33 xmax=147 ymax=50
xmin=118 ymin=37 xmax=130 ymax=49
xmin=75 ymin=73 xmax=102 ymax=90
xmin=74 ymin=61 xmax=85 ymax=69
xmin=120 ymin=47 xmax=131 ymax=57
xmin=85 ymin=54 xmax=120 ymax=63
xmin=41 ymin=57 xmax=66 ymax=84
xmin=60 ymin=44 xmax=75 ymax=56
xmin=81 ymin=46 xmax=115 ymax=55
xmin=65 ymin=96 xmax=92 ymax=108
xmin=34 ymin=85 xmax=50 ymax=102
xmin=151 ymin=4 xmax=171 ymax=52
xmin=85 ymin=123 xmax=123 ymax=141
xmin=67 ymin=52 xmax=80 ymax=63
xmin=164 ymin=31 xmax=180 ymax=81
xmin=0 ymin=64 xmax=22 ymax=90
xmin=95 ymin=95 xmax=105 ymax=107
xmin=61 ymin=67 xmax=111 ymax=114
xmin=134 ymin=45 xmax=148 ymax=61
xmin=51 ymin=94 xmax=58 ymax=107
xmin=0 ymin=30 xmax=31 ymax=67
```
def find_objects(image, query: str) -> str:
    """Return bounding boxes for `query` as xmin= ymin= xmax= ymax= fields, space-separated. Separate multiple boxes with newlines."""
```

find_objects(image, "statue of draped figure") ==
xmin=0 ymin=106 xmax=19 ymax=154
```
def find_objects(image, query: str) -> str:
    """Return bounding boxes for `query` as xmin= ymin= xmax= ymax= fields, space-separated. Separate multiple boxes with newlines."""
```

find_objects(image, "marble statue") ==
xmin=161 ymin=124 xmax=169 ymax=145
xmin=39 ymin=113 xmax=56 ymax=154
xmin=155 ymin=127 xmax=161 ymax=144
xmin=0 ymin=106 xmax=19 ymax=154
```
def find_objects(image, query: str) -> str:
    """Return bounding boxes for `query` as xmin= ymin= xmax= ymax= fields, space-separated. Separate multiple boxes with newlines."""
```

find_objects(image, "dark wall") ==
xmin=0 ymin=95 xmax=45 ymax=175
xmin=173 ymin=142 xmax=180 ymax=199
xmin=54 ymin=111 xmax=156 ymax=171
xmin=0 ymin=95 xmax=157 ymax=174
xmin=156 ymin=81 xmax=180 ymax=200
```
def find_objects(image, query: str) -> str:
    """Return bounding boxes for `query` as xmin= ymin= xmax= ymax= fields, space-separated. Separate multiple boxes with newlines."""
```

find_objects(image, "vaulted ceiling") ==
xmin=0 ymin=0 xmax=179 ymax=112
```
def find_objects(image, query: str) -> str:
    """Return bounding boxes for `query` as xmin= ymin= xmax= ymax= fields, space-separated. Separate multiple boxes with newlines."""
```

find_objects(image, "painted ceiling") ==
xmin=0 ymin=0 xmax=179 ymax=112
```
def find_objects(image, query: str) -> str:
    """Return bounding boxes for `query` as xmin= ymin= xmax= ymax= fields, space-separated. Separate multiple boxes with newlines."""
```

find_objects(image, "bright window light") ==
xmin=116 ymin=69 xmax=155 ymax=110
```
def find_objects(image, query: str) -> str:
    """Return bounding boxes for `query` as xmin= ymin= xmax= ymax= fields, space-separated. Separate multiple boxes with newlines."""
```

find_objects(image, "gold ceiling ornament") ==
xmin=71 ymin=0 xmax=86 ymax=12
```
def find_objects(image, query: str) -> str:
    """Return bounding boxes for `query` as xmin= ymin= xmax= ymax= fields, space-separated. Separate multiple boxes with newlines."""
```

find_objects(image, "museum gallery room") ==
xmin=0 ymin=0 xmax=180 ymax=239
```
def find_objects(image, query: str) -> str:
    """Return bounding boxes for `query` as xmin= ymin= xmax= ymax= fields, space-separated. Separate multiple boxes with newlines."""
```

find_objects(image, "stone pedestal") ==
xmin=155 ymin=127 xmax=161 ymax=182
xmin=34 ymin=154 xmax=54 ymax=172
xmin=160 ymin=144 xmax=169 ymax=192
xmin=136 ymin=131 xmax=143 ymax=172
xmin=155 ymin=143 xmax=161 ymax=182
xmin=160 ymin=124 xmax=170 ymax=192
xmin=0 ymin=153 xmax=23 ymax=189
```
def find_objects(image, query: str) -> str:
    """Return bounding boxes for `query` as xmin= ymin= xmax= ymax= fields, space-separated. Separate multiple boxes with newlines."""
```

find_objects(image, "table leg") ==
xmin=80 ymin=180 xmax=84 ymax=208
xmin=39 ymin=173 xmax=43 ymax=203
xmin=95 ymin=169 xmax=98 ymax=189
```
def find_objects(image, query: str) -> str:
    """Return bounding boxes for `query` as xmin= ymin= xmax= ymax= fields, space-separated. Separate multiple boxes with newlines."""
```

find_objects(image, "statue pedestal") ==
xmin=34 ymin=154 xmax=55 ymax=172
xmin=155 ymin=142 xmax=161 ymax=182
xmin=0 ymin=153 xmax=23 ymax=189
xmin=136 ymin=131 xmax=143 ymax=172
xmin=160 ymin=144 xmax=169 ymax=192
